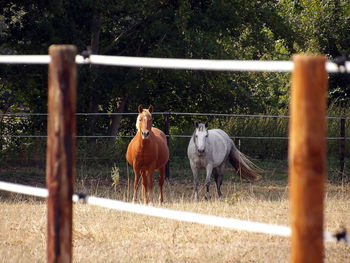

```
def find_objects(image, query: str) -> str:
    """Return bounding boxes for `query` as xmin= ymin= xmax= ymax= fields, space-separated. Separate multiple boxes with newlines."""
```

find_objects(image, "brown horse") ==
xmin=126 ymin=105 xmax=169 ymax=204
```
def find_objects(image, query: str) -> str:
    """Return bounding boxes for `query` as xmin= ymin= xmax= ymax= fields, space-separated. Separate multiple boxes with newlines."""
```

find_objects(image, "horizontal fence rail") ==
xmin=2 ymin=111 xmax=349 ymax=119
xmin=1 ymin=112 xmax=348 ymax=140
xmin=2 ymin=135 xmax=350 ymax=140
xmin=0 ymin=181 xmax=348 ymax=244
xmin=0 ymin=55 xmax=350 ymax=73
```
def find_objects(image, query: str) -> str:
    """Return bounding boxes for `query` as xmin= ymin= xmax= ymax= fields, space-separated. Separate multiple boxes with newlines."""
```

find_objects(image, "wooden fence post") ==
xmin=289 ymin=55 xmax=327 ymax=263
xmin=47 ymin=45 xmax=77 ymax=263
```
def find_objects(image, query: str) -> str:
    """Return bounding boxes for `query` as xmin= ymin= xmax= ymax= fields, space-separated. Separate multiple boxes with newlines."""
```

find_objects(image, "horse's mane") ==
xmin=136 ymin=109 xmax=152 ymax=131
xmin=191 ymin=123 xmax=208 ymax=145
xmin=191 ymin=129 xmax=196 ymax=140
xmin=193 ymin=123 xmax=207 ymax=135
xmin=196 ymin=123 xmax=207 ymax=132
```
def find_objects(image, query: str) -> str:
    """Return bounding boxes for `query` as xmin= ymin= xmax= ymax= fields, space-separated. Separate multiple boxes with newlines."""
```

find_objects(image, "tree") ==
xmin=278 ymin=0 xmax=350 ymax=104
xmin=1 ymin=0 xmax=295 ymax=139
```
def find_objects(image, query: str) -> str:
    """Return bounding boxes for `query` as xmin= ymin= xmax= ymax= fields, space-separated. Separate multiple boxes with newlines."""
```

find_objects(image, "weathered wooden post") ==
xmin=289 ymin=55 xmax=327 ymax=263
xmin=47 ymin=45 xmax=77 ymax=263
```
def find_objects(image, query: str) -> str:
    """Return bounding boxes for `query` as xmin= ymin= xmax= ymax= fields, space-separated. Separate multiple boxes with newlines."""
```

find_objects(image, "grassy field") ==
xmin=0 ymin=162 xmax=350 ymax=262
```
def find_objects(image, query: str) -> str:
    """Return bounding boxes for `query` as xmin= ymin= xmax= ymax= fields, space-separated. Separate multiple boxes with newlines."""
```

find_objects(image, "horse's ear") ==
xmin=138 ymin=104 xmax=143 ymax=113
xmin=205 ymin=122 xmax=208 ymax=129
xmin=195 ymin=122 xmax=199 ymax=128
xmin=148 ymin=105 xmax=153 ymax=113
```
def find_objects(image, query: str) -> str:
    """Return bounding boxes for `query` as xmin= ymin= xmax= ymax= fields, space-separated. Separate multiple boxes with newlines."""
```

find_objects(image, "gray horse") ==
xmin=187 ymin=122 xmax=260 ymax=201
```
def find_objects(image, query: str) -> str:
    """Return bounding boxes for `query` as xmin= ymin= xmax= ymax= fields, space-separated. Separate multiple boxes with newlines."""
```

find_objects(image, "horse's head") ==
xmin=136 ymin=104 xmax=153 ymax=139
xmin=193 ymin=122 xmax=209 ymax=156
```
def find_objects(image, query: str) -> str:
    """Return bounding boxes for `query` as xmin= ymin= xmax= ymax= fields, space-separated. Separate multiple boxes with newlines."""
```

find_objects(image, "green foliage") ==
xmin=278 ymin=0 xmax=350 ymax=103
xmin=1 ymin=1 xmax=292 ymax=117
xmin=1 ymin=0 xmax=350 ymax=167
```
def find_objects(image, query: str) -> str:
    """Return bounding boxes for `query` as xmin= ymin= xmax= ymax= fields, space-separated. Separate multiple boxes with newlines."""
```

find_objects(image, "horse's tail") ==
xmin=228 ymin=143 xmax=261 ymax=181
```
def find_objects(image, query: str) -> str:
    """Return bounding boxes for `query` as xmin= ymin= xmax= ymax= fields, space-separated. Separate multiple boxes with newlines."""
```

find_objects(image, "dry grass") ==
xmin=0 ymin=175 xmax=350 ymax=262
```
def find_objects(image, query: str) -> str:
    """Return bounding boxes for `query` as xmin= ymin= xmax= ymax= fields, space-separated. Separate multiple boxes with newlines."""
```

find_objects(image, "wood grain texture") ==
xmin=289 ymin=55 xmax=327 ymax=263
xmin=46 ymin=45 xmax=77 ymax=263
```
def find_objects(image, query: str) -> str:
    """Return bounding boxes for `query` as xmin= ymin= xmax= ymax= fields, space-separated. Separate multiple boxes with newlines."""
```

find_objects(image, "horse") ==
xmin=126 ymin=105 xmax=169 ymax=204
xmin=187 ymin=122 xmax=260 ymax=201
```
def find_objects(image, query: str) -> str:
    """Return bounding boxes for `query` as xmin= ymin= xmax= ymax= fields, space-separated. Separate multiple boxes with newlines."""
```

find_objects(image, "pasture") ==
xmin=0 ymin=162 xmax=349 ymax=262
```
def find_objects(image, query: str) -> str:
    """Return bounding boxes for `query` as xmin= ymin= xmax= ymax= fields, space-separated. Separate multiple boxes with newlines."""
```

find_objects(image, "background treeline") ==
xmin=1 ymin=1 xmax=350 ymax=170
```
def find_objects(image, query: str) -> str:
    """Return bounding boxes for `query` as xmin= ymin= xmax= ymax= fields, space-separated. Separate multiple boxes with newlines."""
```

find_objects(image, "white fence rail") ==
xmin=0 ymin=54 xmax=349 ymax=73
xmin=0 ymin=181 xmax=348 ymax=244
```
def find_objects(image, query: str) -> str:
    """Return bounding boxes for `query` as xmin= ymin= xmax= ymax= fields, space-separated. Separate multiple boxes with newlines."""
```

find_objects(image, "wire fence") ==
xmin=1 ymin=111 xmax=349 ymax=140
xmin=1 ymin=111 xmax=349 ymax=173
xmin=2 ymin=111 xmax=350 ymax=118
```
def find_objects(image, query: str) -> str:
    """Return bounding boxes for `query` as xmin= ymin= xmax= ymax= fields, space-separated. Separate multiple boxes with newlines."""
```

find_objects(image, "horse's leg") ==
xmin=158 ymin=166 xmax=165 ymax=204
xmin=133 ymin=169 xmax=141 ymax=203
xmin=205 ymin=163 xmax=213 ymax=200
xmin=141 ymin=172 xmax=147 ymax=204
xmin=213 ymin=167 xmax=223 ymax=198
xmin=141 ymin=170 xmax=154 ymax=204
xmin=189 ymin=160 xmax=199 ymax=201
xmin=147 ymin=169 xmax=154 ymax=204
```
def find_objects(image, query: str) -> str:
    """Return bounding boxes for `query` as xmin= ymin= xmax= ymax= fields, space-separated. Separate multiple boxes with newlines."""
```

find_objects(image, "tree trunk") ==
xmin=91 ymin=12 xmax=101 ymax=55
xmin=108 ymin=96 xmax=128 ymax=141
xmin=87 ymin=11 xmax=102 ymax=136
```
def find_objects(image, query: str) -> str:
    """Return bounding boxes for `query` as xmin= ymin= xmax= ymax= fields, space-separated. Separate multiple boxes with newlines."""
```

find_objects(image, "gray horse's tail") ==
xmin=228 ymin=145 xmax=260 ymax=180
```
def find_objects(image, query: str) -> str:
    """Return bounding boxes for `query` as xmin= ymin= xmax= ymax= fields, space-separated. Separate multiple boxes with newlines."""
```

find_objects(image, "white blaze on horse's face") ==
xmin=136 ymin=105 xmax=153 ymax=140
xmin=195 ymin=124 xmax=208 ymax=156
xmin=137 ymin=112 xmax=152 ymax=139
